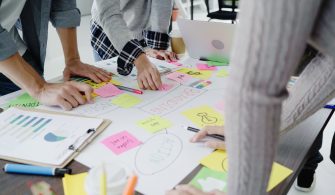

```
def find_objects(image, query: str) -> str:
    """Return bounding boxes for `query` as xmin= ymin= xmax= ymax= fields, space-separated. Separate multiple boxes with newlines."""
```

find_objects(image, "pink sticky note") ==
xmin=94 ymin=83 xmax=123 ymax=98
xmin=166 ymin=72 xmax=193 ymax=84
xmin=170 ymin=61 xmax=183 ymax=66
xmin=101 ymin=131 xmax=142 ymax=155
xmin=196 ymin=63 xmax=218 ymax=71
xmin=159 ymin=83 xmax=174 ymax=91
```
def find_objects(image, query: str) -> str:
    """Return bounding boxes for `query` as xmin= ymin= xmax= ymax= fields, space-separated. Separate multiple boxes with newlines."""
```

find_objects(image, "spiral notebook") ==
xmin=0 ymin=107 xmax=111 ymax=168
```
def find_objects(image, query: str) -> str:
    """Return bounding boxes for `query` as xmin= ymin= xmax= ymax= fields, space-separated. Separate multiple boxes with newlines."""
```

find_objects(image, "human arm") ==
xmin=94 ymin=0 xmax=161 ymax=90
xmin=0 ymin=53 xmax=92 ymax=110
xmin=223 ymin=1 xmax=322 ymax=195
xmin=56 ymin=27 xmax=111 ymax=83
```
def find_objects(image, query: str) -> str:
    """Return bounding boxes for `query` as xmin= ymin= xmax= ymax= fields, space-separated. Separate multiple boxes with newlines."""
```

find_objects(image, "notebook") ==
xmin=0 ymin=107 xmax=111 ymax=168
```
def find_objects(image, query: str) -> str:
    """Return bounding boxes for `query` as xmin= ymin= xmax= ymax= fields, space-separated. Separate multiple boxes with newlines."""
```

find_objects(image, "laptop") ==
xmin=177 ymin=19 xmax=236 ymax=62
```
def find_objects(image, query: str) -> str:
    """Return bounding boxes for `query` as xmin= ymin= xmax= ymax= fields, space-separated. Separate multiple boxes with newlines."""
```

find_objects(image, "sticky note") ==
xmin=216 ymin=69 xmax=229 ymax=77
xmin=94 ymin=83 xmax=123 ymax=98
xmin=190 ymin=167 xmax=227 ymax=192
xmin=109 ymin=79 xmax=123 ymax=86
xmin=182 ymin=105 xmax=224 ymax=128
xmin=159 ymin=83 xmax=175 ymax=91
xmin=170 ymin=61 xmax=183 ymax=66
xmin=7 ymin=93 xmax=39 ymax=108
xmin=111 ymin=94 xmax=142 ymax=108
xmin=177 ymin=68 xmax=213 ymax=80
xmin=207 ymin=61 xmax=228 ymax=66
xmin=166 ymin=72 xmax=193 ymax=84
xmin=101 ymin=131 xmax=142 ymax=155
xmin=83 ymin=80 xmax=107 ymax=89
xmin=200 ymin=150 xmax=293 ymax=192
xmin=62 ymin=173 xmax=88 ymax=195
xmin=196 ymin=63 xmax=218 ymax=71
xmin=137 ymin=116 xmax=172 ymax=133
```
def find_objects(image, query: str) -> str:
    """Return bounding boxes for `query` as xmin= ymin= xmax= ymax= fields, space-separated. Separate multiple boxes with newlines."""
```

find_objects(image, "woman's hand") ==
xmin=190 ymin=126 xmax=225 ymax=150
xmin=145 ymin=48 xmax=178 ymax=62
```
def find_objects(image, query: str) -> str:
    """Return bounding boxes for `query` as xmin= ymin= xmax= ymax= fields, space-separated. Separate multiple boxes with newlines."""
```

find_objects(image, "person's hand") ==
xmin=35 ymin=81 xmax=93 ymax=111
xmin=145 ymin=48 xmax=178 ymax=62
xmin=134 ymin=53 xmax=162 ymax=90
xmin=63 ymin=59 xmax=112 ymax=83
xmin=190 ymin=126 xmax=225 ymax=150
xmin=166 ymin=185 xmax=225 ymax=195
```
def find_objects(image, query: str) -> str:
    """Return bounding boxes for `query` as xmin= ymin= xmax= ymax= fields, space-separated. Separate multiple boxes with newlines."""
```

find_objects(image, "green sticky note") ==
xmin=207 ymin=60 xmax=229 ymax=66
xmin=216 ymin=69 xmax=229 ymax=77
xmin=137 ymin=116 xmax=172 ymax=133
xmin=111 ymin=94 xmax=142 ymax=108
xmin=7 ymin=93 xmax=39 ymax=108
xmin=190 ymin=167 xmax=227 ymax=192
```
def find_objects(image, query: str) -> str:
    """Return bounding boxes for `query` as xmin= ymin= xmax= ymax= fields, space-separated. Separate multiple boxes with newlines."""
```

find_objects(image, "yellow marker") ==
xmin=100 ymin=165 xmax=107 ymax=195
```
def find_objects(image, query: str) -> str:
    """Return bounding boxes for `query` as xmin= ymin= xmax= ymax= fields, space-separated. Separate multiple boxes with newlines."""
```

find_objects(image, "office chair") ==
xmin=204 ymin=0 xmax=238 ymax=23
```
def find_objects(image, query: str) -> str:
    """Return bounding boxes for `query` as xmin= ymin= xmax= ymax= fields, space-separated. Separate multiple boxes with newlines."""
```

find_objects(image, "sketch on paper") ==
xmin=134 ymin=131 xmax=183 ymax=175
xmin=197 ymin=112 xmax=218 ymax=124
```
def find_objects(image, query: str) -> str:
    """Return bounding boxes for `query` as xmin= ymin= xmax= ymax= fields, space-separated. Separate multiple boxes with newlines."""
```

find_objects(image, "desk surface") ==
xmin=0 ymin=57 xmax=333 ymax=195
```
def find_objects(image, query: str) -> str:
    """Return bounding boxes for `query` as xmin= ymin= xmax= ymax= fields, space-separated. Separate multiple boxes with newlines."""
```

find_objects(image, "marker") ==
xmin=185 ymin=126 xmax=225 ymax=141
xmin=122 ymin=174 xmax=138 ymax=195
xmin=324 ymin=104 xmax=335 ymax=109
xmin=3 ymin=164 xmax=72 ymax=176
xmin=115 ymin=85 xmax=143 ymax=94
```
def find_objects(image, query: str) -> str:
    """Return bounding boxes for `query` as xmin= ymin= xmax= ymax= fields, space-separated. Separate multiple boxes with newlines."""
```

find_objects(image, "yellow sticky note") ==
xmin=216 ymin=69 xmax=229 ymax=77
xmin=200 ymin=150 xmax=293 ymax=192
xmin=177 ymin=68 xmax=213 ymax=80
xmin=109 ymin=79 xmax=123 ymax=86
xmin=84 ymin=80 xmax=107 ymax=89
xmin=182 ymin=105 xmax=224 ymax=128
xmin=62 ymin=173 xmax=88 ymax=195
xmin=111 ymin=94 xmax=142 ymax=108
xmin=137 ymin=116 xmax=172 ymax=133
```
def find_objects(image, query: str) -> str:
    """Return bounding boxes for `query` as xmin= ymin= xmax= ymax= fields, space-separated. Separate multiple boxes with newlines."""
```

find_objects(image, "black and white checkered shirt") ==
xmin=90 ymin=21 xmax=170 ymax=76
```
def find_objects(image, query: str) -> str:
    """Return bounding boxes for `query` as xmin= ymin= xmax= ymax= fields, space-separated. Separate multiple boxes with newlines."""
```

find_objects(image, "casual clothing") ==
xmin=223 ymin=0 xmax=335 ymax=195
xmin=90 ymin=0 xmax=173 ymax=75
xmin=0 ymin=0 xmax=81 ymax=95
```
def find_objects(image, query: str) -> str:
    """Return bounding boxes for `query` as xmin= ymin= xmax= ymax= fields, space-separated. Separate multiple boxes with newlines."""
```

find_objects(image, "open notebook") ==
xmin=0 ymin=107 xmax=111 ymax=168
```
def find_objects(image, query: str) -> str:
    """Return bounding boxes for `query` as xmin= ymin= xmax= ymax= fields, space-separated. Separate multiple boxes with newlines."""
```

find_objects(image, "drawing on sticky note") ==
xmin=134 ymin=132 xmax=183 ymax=175
xmin=102 ymin=131 xmax=142 ymax=155
xmin=197 ymin=112 xmax=218 ymax=124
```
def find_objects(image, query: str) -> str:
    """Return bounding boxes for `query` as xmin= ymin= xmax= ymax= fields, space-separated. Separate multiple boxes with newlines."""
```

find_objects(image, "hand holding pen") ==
xmin=187 ymin=126 xmax=226 ymax=150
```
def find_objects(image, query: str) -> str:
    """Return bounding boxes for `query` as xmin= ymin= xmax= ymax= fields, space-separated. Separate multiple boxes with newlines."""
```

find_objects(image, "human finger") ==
xmin=203 ymin=126 xmax=224 ymax=135
xmin=175 ymin=185 xmax=205 ymax=194
xmin=205 ymin=140 xmax=226 ymax=150
xmin=61 ymin=89 xmax=79 ymax=108
xmin=69 ymin=81 xmax=93 ymax=102
xmin=190 ymin=129 xmax=209 ymax=143
xmin=69 ymin=87 xmax=86 ymax=105
xmin=57 ymin=98 xmax=73 ymax=111
xmin=87 ymin=73 xmax=102 ymax=83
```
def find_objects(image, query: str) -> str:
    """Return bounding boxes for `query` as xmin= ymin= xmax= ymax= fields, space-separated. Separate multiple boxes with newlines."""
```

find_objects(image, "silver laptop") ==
xmin=177 ymin=19 xmax=236 ymax=62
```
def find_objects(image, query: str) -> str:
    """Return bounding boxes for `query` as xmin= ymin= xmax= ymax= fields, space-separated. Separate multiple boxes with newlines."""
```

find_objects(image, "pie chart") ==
xmin=44 ymin=132 xmax=66 ymax=142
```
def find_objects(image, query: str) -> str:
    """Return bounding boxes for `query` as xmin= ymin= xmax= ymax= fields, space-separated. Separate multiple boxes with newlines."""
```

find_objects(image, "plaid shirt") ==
xmin=90 ymin=21 xmax=170 ymax=76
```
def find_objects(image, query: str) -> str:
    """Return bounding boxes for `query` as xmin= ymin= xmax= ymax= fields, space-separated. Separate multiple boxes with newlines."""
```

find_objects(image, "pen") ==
xmin=185 ymin=126 xmax=225 ymax=141
xmin=324 ymin=104 xmax=335 ymax=109
xmin=115 ymin=85 xmax=143 ymax=94
xmin=122 ymin=174 xmax=138 ymax=195
xmin=3 ymin=164 xmax=72 ymax=176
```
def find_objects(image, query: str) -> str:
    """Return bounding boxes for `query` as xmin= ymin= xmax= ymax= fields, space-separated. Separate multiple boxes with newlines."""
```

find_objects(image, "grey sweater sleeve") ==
xmin=148 ymin=0 xmax=173 ymax=33
xmin=94 ymin=0 xmax=133 ymax=52
xmin=223 ymin=0 xmax=323 ymax=194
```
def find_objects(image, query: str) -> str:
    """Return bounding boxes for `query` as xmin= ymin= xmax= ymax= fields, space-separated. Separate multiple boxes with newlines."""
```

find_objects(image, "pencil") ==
xmin=122 ymin=174 xmax=138 ymax=195
xmin=115 ymin=85 xmax=143 ymax=94
xmin=185 ymin=126 xmax=225 ymax=141
xmin=100 ymin=165 xmax=107 ymax=195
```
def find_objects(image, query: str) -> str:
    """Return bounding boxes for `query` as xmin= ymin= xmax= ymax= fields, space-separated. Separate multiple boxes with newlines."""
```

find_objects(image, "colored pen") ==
xmin=100 ymin=165 xmax=107 ymax=195
xmin=3 ymin=164 xmax=71 ymax=176
xmin=122 ymin=174 xmax=138 ymax=195
xmin=185 ymin=126 xmax=225 ymax=141
xmin=324 ymin=104 xmax=335 ymax=109
xmin=115 ymin=85 xmax=143 ymax=94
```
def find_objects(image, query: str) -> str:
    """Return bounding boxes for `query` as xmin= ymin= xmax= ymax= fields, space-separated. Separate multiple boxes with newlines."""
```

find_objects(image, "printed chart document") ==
xmin=0 ymin=107 xmax=109 ymax=167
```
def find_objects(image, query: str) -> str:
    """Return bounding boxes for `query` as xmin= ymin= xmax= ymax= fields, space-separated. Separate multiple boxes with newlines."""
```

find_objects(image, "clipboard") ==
xmin=0 ymin=107 xmax=111 ymax=168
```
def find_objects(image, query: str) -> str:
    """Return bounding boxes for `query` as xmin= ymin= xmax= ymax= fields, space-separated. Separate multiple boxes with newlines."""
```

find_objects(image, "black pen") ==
xmin=185 ymin=126 xmax=225 ymax=141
